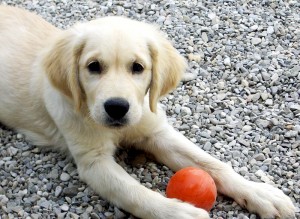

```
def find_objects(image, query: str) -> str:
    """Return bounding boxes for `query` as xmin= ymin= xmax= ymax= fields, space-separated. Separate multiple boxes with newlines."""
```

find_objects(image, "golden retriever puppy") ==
xmin=0 ymin=6 xmax=295 ymax=219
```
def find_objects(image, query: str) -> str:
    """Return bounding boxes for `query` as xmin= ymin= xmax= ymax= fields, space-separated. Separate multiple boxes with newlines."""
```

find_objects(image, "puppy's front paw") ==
xmin=157 ymin=198 xmax=210 ymax=219
xmin=235 ymin=182 xmax=295 ymax=219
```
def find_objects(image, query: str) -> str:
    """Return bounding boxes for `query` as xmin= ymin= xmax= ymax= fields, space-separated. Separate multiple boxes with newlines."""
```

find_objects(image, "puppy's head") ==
xmin=43 ymin=17 xmax=186 ymax=128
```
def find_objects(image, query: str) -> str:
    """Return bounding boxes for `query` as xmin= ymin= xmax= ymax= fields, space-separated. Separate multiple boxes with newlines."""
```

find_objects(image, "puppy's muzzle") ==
xmin=104 ymin=97 xmax=129 ymax=127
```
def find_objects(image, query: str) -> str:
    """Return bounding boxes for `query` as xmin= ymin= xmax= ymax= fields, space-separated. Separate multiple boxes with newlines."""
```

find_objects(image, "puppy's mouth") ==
xmin=105 ymin=118 xmax=128 ymax=128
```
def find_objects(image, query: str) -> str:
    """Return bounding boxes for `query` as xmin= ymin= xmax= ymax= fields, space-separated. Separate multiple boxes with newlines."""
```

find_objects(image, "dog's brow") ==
xmin=132 ymin=55 xmax=147 ymax=69
xmin=85 ymin=55 xmax=101 ymax=66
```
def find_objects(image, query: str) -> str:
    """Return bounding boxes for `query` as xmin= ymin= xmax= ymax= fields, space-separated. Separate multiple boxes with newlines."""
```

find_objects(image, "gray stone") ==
xmin=267 ymin=26 xmax=274 ymax=34
xmin=7 ymin=147 xmax=18 ymax=156
xmin=242 ymin=125 xmax=252 ymax=132
xmin=201 ymin=32 xmax=208 ymax=43
xmin=114 ymin=207 xmax=127 ymax=219
xmin=254 ymin=153 xmax=266 ymax=161
xmin=180 ymin=106 xmax=192 ymax=116
xmin=203 ymin=142 xmax=212 ymax=151
xmin=265 ymin=99 xmax=273 ymax=106
xmin=60 ymin=172 xmax=70 ymax=181
xmin=55 ymin=186 xmax=63 ymax=197
xmin=251 ymin=93 xmax=261 ymax=102
xmin=289 ymin=104 xmax=300 ymax=111
xmin=261 ymin=72 xmax=271 ymax=81
xmin=60 ymin=204 xmax=69 ymax=212
xmin=237 ymin=138 xmax=250 ymax=147
xmin=37 ymin=200 xmax=51 ymax=209
xmin=252 ymin=37 xmax=262 ymax=45
xmin=261 ymin=93 xmax=269 ymax=101
xmin=63 ymin=186 xmax=78 ymax=196
xmin=90 ymin=212 xmax=100 ymax=219
xmin=256 ymin=119 xmax=270 ymax=128
xmin=224 ymin=57 xmax=231 ymax=66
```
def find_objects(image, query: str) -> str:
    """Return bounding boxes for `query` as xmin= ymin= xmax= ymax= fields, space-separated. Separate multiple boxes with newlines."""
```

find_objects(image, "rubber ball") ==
xmin=166 ymin=167 xmax=217 ymax=211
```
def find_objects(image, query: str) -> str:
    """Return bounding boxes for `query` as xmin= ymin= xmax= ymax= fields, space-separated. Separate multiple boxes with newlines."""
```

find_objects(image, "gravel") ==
xmin=0 ymin=0 xmax=299 ymax=218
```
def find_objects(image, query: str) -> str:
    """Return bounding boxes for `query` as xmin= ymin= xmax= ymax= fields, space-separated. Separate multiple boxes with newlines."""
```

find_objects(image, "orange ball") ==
xmin=166 ymin=167 xmax=217 ymax=211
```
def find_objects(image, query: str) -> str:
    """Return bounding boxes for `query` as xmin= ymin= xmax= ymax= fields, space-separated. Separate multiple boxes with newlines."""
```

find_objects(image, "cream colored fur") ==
xmin=0 ymin=6 xmax=295 ymax=219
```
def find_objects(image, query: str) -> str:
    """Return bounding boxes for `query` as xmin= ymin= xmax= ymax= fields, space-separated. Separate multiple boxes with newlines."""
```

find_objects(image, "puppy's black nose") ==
xmin=104 ymin=98 xmax=129 ymax=120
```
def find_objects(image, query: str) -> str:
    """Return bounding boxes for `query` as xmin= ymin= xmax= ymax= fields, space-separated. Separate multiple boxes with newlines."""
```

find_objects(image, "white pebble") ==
xmin=261 ymin=92 xmax=269 ymax=100
xmin=60 ymin=204 xmax=69 ymax=212
xmin=181 ymin=106 xmax=192 ymax=116
xmin=242 ymin=125 xmax=252 ymax=131
xmin=250 ymin=24 xmax=258 ymax=31
xmin=218 ymin=81 xmax=225 ymax=89
xmin=224 ymin=57 xmax=231 ymax=66
xmin=252 ymin=37 xmax=262 ymax=45
xmin=265 ymin=99 xmax=273 ymax=106
xmin=267 ymin=26 xmax=274 ymax=34
xmin=241 ymin=79 xmax=249 ymax=87
xmin=60 ymin=172 xmax=70 ymax=181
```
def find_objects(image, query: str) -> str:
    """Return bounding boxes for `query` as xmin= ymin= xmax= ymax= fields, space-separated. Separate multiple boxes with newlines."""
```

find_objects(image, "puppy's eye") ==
xmin=87 ymin=61 xmax=102 ymax=74
xmin=132 ymin=62 xmax=144 ymax=74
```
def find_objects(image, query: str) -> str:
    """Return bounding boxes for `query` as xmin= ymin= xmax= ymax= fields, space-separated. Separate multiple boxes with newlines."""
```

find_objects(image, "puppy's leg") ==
xmin=137 ymin=123 xmax=295 ymax=219
xmin=70 ymin=143 xmax=210 ymax=219
xmin=74 ymin=152 xmax=210 ymax=219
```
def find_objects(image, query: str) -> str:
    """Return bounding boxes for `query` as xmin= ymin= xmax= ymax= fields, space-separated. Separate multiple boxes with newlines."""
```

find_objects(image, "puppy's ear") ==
xmin=43 ymin=30 xmax=86 ymax=111
xmin=148 ymin=36 xmax=187 ymax=113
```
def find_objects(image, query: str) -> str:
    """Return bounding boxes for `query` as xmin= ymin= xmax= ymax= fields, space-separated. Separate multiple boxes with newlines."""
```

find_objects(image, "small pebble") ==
xmin=242 ymin=125 xmax=252 ymax=132
xmin=60 ymin=173 xmax=70 ymax=182
xmin=60 ymin=204 xmax=69 ymax=212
